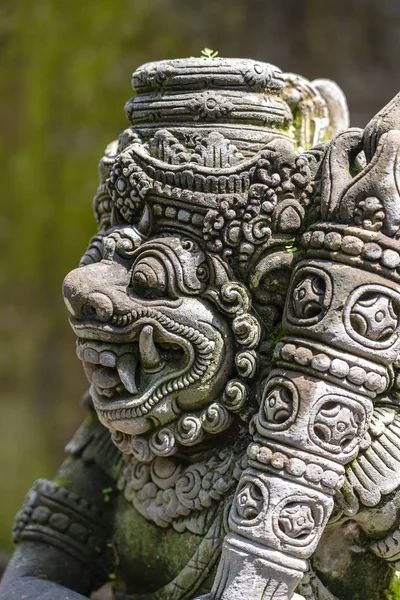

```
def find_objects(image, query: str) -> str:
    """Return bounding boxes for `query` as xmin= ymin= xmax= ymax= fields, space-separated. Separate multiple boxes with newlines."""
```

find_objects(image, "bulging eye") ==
xmin=131 ymin=256 xmax=167 ymax=298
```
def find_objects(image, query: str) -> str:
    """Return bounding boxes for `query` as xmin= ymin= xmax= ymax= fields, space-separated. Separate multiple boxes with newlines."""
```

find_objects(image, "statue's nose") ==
xmin=63 ymin=266 xmax=114 ymax=322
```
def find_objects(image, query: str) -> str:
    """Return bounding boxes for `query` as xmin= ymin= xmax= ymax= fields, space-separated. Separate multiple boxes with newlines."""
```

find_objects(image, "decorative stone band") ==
xmin=13 ymin=479 xmax=105 ymax=565
xmin=283 ymin=260 xmax=400 ymax=366
xmin=126 ymin=89 xmax=292 ymax=131
xmin=131 ymin=58 xmax=286 ymax=95
xmin=247 ymin=441 xmax=345 ymax=494
xmin=253 ymin=371 xmax=374 ymax=465
xmin=302 ymin=224 xmax=400 ymax=283
xmin=274 ymin=339 xmax=389 ymax=397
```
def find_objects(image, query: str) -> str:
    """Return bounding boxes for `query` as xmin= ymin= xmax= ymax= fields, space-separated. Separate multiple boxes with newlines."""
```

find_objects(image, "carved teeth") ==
xmin=100 ymin=388 xmax=116 ymax=398
xmin=100 ymin=351 xmax=117 ymax=368
xmin=84 ymin=348 xmax=99 ymax=364
xmin=117 ymin=353 xmax=138 ymax=394
xmin=139 ymin=325 xmax=163 ymax=371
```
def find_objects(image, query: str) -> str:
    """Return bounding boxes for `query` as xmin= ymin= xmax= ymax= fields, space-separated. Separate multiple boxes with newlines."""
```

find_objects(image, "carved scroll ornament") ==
xmin=6 ymin=57 xmax=400 ymax=600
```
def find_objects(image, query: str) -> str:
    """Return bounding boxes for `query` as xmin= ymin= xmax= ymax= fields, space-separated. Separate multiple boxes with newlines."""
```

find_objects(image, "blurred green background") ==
xmin=1 ymin=0 xmax=400 ymax=563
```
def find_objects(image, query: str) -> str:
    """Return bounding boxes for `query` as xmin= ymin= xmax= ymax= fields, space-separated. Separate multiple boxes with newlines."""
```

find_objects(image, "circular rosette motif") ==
xmin=243 ymin=63 xmax=284 ymax=93
xmin=309 ymin=394 xmax=369 ymax=457
xmin=188 ymin=92 xmax=234 ymax=120
xmin=272 ymin=496 xmax=324 ymax=549
xmin=256 ymin=377 xmax=299 ymax=433
xmin=236 ymin=482 xmax=264 ymax=520
xmin=231 ymin=475 xmax=268 ymax=527
xmin=287 ymin=266 xmax=333 ymax=326
xmin=344 ymin=284 xmax=400 ymax=349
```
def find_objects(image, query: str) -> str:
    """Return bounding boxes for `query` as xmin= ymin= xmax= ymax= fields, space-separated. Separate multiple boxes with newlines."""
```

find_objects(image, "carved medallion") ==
xmin=344 ymin=284 xmax=400 ymax=349
xmin=287 ymin=266 xmax=333 ymax=326
xmin=309 ymin=395 xmax=368 ymax=456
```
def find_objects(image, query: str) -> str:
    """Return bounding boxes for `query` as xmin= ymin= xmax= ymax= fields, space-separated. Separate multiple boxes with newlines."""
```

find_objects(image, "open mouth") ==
xmin=76 ymin=324 xmax=189 ymax=420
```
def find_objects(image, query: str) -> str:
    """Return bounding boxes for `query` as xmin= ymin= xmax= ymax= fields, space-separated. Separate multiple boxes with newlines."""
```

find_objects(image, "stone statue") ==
xmin=2 ymin=56 xmax=400 ymax=600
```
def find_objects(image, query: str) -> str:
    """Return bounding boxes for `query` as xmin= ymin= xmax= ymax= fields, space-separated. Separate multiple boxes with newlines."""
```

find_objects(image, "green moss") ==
xmin=53 ymin=474 xmax=71 ymax=488
xmin=268 ymin=322 xmax=286 ymax=346
xmin=102 ymin=487 xmax=114 ymax=503
xmin=112 ymin=496 xmax=207 ymax=595
xmin=385 ymin=572 xmax=400 ymax=599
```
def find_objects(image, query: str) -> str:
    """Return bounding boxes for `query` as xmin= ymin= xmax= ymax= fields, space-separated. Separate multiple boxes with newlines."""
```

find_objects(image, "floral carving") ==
xmin=108 ymin=157 xmax=152 ymax=223
xmin=188 ymin=92 xmax=234 ymax=120
xmin=243 ymin=63 xmax=284 ymax=93
xmin=134 ymin=62 xmax=173 ymax=89
xmin=203 ymin=195 xmax=247 ymax=256
xmin=202 ymin=140 xmax=316 ymax=271
xmin=354 ymin=196 xmax=385 ymax=231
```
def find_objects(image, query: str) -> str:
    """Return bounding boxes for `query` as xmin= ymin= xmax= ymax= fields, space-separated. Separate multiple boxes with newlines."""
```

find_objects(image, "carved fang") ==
xmin=117 ymin=353 xmax=138 ymax=394
xmin=139 ymin=325 xmax=163 ymax=372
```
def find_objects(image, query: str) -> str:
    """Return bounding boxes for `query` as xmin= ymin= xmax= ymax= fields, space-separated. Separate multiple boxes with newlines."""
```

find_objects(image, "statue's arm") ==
xmin=0 ymin=542 xmax=93 ymax=599
xmin=0 ymin=405 xmax=121 ymax=599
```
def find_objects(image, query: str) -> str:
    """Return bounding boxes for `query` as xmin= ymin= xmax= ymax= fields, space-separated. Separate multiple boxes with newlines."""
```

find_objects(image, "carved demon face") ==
xmin=63 ymin=227 xmax=237 ymax=446
xmin=61 ymin=58 xmax=347 ymax=458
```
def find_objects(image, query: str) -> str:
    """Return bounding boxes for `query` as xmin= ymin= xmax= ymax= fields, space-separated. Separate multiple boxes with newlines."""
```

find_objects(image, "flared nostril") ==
xmin=83 ymin=292 xmax=114 ymax=322
xmin=63 ymin=269 xmax=114 ymax=322
xmin=62 ymin=273 xmax=81 ymax=318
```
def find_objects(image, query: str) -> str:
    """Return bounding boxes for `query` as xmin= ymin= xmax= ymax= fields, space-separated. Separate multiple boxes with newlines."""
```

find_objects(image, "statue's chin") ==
xmin=93 ymin=386 xmax=180 ymax=437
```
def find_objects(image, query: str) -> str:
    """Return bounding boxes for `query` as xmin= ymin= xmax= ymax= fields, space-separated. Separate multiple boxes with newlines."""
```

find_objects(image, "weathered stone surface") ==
xmin=2 ymin=56 xmax=400 ymax=600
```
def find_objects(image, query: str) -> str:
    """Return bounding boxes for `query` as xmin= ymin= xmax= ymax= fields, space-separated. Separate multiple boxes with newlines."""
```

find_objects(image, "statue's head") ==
xmin=62 ymin=58 xmax=348 ymax=461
